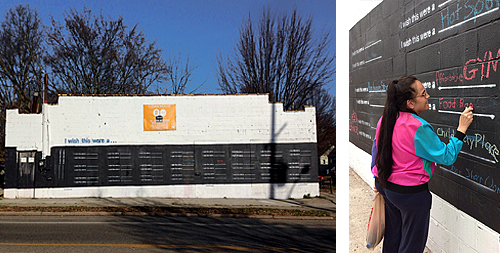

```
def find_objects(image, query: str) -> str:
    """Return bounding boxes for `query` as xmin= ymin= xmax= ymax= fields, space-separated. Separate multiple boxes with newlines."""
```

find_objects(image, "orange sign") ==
xmin=143 ymin=104 xmax=176 ymax=131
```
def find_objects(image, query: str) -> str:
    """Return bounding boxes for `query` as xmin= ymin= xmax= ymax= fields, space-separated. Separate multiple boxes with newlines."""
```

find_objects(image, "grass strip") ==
xmin=0 ymin=206 xmax=332 ymax=217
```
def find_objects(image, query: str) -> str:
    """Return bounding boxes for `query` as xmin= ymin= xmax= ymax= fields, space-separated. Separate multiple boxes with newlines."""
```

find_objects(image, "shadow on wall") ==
xmin=268 ymin=102 xmax=314 ymax=199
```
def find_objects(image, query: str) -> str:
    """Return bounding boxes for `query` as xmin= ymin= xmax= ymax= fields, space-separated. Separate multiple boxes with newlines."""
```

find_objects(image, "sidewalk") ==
xmin=0 ymin=188 xmax=335 ymax=219
xmin=349 ymin=168 xmax=431 ymax=252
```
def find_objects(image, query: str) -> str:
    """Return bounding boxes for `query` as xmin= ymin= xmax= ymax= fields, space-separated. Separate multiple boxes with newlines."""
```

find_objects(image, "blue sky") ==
xmin=0 ymin=0 xmax=336 ymax=97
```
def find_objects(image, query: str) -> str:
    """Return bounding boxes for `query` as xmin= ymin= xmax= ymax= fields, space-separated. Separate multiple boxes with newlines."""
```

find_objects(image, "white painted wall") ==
xmin=349 ymin=144 xmax=500 ymax=253
xmin=5 ymin=110 xmax=42 ymax=151
xmin=39 ymin=94 xmax=316 ymax=152
xmin=6 ymin=94 xmax=317 ymax=152
xmin=5 ymin=94 xmax=319 ymax=199
xmin=4 ymin=183 xmax=318 ymax=199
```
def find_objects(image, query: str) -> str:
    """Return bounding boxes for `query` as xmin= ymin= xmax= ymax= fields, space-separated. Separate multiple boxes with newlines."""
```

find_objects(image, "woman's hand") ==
xmin=372 ymin=186 xmax=379 ymax=201
xmin=457 ymin=106 xmax=473 ymax=134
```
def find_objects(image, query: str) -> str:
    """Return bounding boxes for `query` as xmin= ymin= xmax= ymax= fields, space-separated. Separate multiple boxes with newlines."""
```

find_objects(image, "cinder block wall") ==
xmin=5 ymin=94 xmax=319 ymax=199
xmin=42 ymin=94 xmax=316 ymax=149
xmin=349 ymin=0 xmax=500 ymax=251
xmin=5 ymin=111 xmax=42 ymax=151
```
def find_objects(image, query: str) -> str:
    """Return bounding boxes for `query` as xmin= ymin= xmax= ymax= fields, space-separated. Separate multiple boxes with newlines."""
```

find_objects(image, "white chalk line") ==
xmin=364 ymin=56 xmax=382 ymax=64
xmin=437 ymin=110 xmax=495 ymax=119
xmin=365 ymin=40 xmax=382 ymax=49
xmin=438 ymin=0 xmax=454 ymax=9
xmin=460 ymin=151 xmax=497 ymax=164
xmin=438 ymin=84 xmax=496 ymax=90
xmin=439 ymin=7 xmax=499 ymax=33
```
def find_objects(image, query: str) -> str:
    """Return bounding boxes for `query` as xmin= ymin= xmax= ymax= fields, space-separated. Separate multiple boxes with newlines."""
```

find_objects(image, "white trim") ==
xmin=3 ymin=183 xmax=319 ymax=199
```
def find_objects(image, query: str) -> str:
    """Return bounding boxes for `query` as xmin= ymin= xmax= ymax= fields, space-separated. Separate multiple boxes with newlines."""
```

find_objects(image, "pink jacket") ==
xmin=372 ymin=112 xmax=463 ymax=186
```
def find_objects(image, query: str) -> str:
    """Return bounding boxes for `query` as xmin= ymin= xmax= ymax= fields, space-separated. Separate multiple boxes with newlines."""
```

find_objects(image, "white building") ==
xmin=4 ymin=94 xmax=319 ymax=199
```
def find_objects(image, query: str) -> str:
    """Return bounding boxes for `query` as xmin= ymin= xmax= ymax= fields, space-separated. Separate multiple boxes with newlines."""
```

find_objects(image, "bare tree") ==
xmin=216 ymin=7 xmax=335 ymax=111
xmin=45 ymin=7 xmax=169 ymax=95
xmin=153 ymin=51 xmax=205 ymax=94
xmin=0 ymin=4 xmax=45 ymax=112
xmin=312 ymin=88 xmax=336 ymax=155
xmin=0 ymin=4 xmax=46 ymax=160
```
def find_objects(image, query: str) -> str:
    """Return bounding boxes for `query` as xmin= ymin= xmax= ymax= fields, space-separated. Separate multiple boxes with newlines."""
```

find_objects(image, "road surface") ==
xmin=0 ymin=216 xmax=335 ymax=252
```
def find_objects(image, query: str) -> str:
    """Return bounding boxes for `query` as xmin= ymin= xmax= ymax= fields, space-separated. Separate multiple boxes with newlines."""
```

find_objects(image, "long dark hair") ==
xmin=375 ymin=75 xmax=418 ymax=187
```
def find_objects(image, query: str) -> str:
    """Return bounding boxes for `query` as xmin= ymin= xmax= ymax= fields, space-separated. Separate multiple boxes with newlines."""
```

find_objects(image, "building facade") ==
xmin=4 ymin=94 xmax=319 ymax=199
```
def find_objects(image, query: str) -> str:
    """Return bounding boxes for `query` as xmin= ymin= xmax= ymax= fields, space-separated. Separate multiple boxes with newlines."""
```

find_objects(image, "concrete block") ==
xmin=476 ymin=223 xmax=500 ymax=253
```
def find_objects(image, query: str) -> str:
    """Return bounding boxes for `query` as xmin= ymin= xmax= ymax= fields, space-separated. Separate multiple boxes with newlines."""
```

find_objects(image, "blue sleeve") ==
xmin=371 ymin=136 xmax=377 ymax=170
xmin=414 ymin=123 xmax=463 ymax=166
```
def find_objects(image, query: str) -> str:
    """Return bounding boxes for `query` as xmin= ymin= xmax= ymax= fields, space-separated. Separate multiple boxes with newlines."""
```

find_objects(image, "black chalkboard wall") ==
xmin=349 ymin=0 xmax=500 ymax=233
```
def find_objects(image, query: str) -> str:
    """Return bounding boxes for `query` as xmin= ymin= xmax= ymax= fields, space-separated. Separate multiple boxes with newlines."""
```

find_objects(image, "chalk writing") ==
xmin=464 ymin=48 xmax=500 ymax=81
xmin=437 ymin=110 xmax=495 ymax=119
xmin=464 ymin=134 xmax=499 ymax=162
xmin=487 ymin=178 xmax=500 ymax=194
xmin=436 ymin=70 xmax=464 ymax=86
xmin=350 ymin=110 xmax=358 ymax=135
xmin=447 ymin=165 xmax=463 ymax=176
xmin=368 ymin=81 xmax=388 ymax=92
xmin=466 ymin=168 xmax=492 ymax=185
xmin=437 ymin=127 xmax=456 ymax=139
xmin=464 ymin=167 xmax=500 ymax=194
xmin=464 ymin=0 xmax=500 ymax=23
xmin=438 ymin=98 xmax=473 ymax=109
xmin=440 ymin=0 xmax=499 ymax=32
xmin=437 ymin=129 xmax=499 ymax=162
xmin=441 ymin=2 xmax=463 ymax=29
xmin=444 ymin=164 xmax=500 ymax=195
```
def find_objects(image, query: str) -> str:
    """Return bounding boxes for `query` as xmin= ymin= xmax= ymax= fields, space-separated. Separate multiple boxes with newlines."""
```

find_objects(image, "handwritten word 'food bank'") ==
xmin=65 ymin=138 xmax=117 ymax=144
xmin=438 ymin=98 xmax=473 ymax=109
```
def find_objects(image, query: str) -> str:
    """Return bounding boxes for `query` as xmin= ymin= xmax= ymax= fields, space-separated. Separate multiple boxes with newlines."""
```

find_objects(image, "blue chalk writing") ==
xmin=441 ymin=0 xmax=500 ymax=30
xmin=368 ymin=81 xmax=388 ymax=92
xmin=462 ymin=167 xmax=500 ymax=194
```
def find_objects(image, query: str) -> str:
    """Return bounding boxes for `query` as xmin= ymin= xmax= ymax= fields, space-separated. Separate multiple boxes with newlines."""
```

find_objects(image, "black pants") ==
xmin=375 ymin=181 xmax=432 ymax=253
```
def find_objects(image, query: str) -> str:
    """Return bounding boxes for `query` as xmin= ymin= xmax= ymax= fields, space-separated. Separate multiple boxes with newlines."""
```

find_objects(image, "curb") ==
xmin=0 ymin=211 xmax=335 ymax=219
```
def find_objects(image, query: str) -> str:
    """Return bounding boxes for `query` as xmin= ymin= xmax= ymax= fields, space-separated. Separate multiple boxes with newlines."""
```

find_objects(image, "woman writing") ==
xmin=371 ymin=75 xmax=473 ymax=252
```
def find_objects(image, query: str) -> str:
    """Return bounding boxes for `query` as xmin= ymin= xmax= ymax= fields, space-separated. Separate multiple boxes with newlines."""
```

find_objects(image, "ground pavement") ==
xmin=0 ymin=188 xmax=335 ymax=219
xmin=349 ymin=168 xmax=431 ymax=253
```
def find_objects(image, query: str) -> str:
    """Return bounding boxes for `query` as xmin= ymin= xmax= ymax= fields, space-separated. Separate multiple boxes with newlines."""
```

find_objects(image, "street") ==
xmin=0 ymin=216 xmax=335 ymax=252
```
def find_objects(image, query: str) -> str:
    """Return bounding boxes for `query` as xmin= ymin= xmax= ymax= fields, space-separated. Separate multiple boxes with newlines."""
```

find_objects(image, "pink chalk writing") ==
xmin=435 ymin=71 xmax=464 ymax=86
xmin=464 ymin=48 xmax=500 ymax=81
xmin=438 ymin=98 xmax=473 ymax=109
xmin=350 ymin=110 xmax=358 ymax=135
